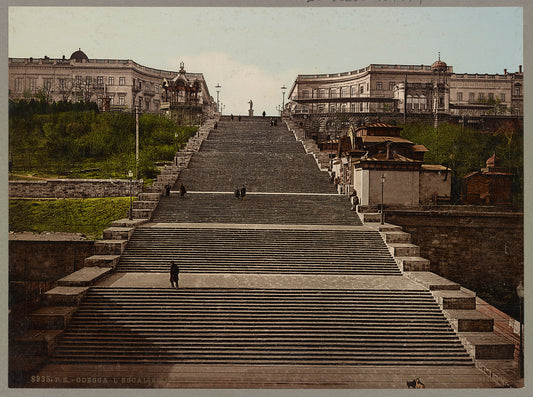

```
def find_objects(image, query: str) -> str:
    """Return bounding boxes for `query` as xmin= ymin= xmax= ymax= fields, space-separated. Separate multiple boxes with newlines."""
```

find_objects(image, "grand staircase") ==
xmin=27 ymin=115 xmax=507 ymax=388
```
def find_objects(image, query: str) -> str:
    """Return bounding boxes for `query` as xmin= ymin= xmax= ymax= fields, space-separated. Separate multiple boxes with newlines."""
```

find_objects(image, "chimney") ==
xmin=519 ymin=65 xmax=522 ymax=73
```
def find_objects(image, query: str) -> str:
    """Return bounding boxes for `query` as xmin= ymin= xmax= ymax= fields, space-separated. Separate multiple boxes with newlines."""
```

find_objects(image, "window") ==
xmin=389 ymin=82 xmax=395 ymax=91
xmin=457 ymin=92 xmax=463 ymax=101
xmin=500 ymin=93 xmax=506 ymax=102
xmin=488 ymin=93 xmax=494 ymax=100
xmin=330 ymin=89 xmax=338 ymax=98
xmin=469 ymin=92 xmax=475 ymax=101
xmin=14 ymin=77 xmax=23 ymax=92
xmin=350 ymin=103 xmax=356 ymax=112
xmin=155 ymin=84 xmax=159 ymax=93
xmin=351 ymin=86 xmax=357 ymax=96
xmin=119 ymin=77 xmax=126 ymax=86
xmin=420 ymin=95 xmax=426 ymax=110
xmin=359 ymin=103 xmax=364 ymax=112
xmin=366 ymin=83 xmax=369 ymax=91
xmin=329 ymin=104 xmax=336 ymax=112
xmin=478 ymin=93 xmax=484 ymax=101
xmin=85 ymin=76 xmax=92 ymax=85
xmin=118 ymin=95 xmax=125 ymax=105
xmin=97 ymin=76 xmax=104 ymax=85
xmin=43 ymin=78 xmax=53 ymax=90
xmin=29 ymin=78 xmax=37 ymax=91
xmin=301 ymin=90 xmax=309 ymax=99
xmin=514 ymin=86 xmax=521 ymax=96
xmin=318 ymin=89 xmax=326 ymax=99
xmin=376 ymin=82 xmax=383 ymax=90
xmin=360 ymin=85 xmax=364 ymax=94
xmin=108 ymin=77 xmax=114 ymax=85
xmin=318 ymin=104 xmax=325 ymax=113
xmin=75 ymin=75 xmax=82 ymax=86
xmin=341 ymin=104 xmax=346 ymax=112
xmin=341 ymin=87 xmax=348 ymax=97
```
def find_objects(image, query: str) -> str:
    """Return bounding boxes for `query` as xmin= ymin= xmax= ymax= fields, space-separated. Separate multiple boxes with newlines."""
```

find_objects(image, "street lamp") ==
xmin=128 ymin=170 xmax=133 ymax=220
xmin=380 ymin=173 xmax=385 ymax=225
xmin=281 ymin=84 xmax=287 ymax=116
xmin=516 ymin=281 xmax=524 ymax=380
xmin=215 ymin=83 xmax=221 ymax=112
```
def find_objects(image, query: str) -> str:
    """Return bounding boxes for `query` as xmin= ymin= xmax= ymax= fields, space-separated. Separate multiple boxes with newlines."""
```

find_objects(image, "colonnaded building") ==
xmin=8 ymin=49 xmax=216 ymax=119
xmin=286 ymin=56 xmax=523 ymax=137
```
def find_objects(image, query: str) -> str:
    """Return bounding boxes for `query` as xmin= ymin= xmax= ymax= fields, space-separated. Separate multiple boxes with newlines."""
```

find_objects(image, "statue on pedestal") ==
xmin=248 ymin=99 xmax=254 ymax=117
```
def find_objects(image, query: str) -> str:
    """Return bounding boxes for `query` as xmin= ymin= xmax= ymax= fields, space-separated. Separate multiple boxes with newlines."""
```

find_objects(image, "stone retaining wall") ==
xmin=9 ymin=179 xmax=143 ymax=199
xmin=9 ymin=240 xmax=95 ymax=282
xmin=385 ymin=208 xmax=523 ymax=317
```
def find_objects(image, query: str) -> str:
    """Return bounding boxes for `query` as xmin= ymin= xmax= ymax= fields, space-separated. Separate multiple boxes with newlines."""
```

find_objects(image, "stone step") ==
xmin=57 ymin=267 xmax=112 ymax=287
xmin=433 ymin=290 xmax=477 ymax=310
xmin=443 ymin=310 xmax=494 ymax=332
xmin=404 ymin=272 xmax=461 ymax=291
xmin=387 ymin=243 xmax=420 ymax=257
xmin=43 ymin=286 xmax=90 ymax=306
xmin=84 ymin=255 xmax=121 ymax=269
xmin=132 ymin=200 xmax=157 ymax=210
xmin=458 ymin=333 xmax=515 ymax=360
xmin=361 ymin=212 xmax=382 ymax=223
xmin=28 ymin=306 xmax=78 ymax=330
xmin=94 ymin=239 xmax=128 ymax=255
xmin=138 ymin=192 xmax=161 ymax=201
xmin=132 ymin=209 xmax=153 ymax=219
xmin=395 ymin=256 xmax=431 ymax=272
xmin=381 ymin=231 xmax=411 ymax=243
xmin=102 ymin=226 xmax=135 ymax=240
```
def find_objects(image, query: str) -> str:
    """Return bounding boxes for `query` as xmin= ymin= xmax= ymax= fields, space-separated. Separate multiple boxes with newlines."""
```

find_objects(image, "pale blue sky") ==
xmin=8 ymin=6 xmax=523 ymax=115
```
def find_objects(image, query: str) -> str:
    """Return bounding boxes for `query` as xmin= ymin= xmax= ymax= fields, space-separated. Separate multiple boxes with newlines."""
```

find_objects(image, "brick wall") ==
xmin=386 ymin=208 xmax=523 ymax=317
xmin=9 ymin=179 xmax=143 ymax=199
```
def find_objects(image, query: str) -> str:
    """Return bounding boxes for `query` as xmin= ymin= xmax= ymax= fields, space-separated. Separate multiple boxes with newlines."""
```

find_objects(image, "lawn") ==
xmin=9 ymin=197 xmax=135 ymax=239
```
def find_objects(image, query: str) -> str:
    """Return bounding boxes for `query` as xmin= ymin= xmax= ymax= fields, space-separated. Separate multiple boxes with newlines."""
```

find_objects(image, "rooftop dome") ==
xmin=70 ymin=48 xmax=88 ymax=62
xmin=431 ymin=59 xmax=448 ymax=72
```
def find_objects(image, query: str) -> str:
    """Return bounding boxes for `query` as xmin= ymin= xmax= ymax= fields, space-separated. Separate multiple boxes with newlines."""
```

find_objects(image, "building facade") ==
xmin=287 ymin=58 xmax=523 ymax=118
xmin=8 ymin=49 xmax=215 ymax=116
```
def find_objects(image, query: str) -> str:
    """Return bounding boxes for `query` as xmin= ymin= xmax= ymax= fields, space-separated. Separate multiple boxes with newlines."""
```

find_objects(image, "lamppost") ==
xmin=516 ymin=281 xmax=524 ymax=380
xmin=380 ymin=173 xmax=385 ymax=225
xmin=276 ymin=105 xmax=282 ymax=117
xmin=215 ymin=83 xmax=221 ymax=112
xmin=281 ymin=84 xmax=287 ymax=116
xmin=220 ymin=103 xmax=225 ymax=115
xmin=128 ymin=170 xmax=133 ymax=220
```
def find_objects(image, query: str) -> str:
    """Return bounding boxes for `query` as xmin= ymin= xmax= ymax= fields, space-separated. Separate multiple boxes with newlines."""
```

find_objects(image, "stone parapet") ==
xmin=9 ymin=179 xmax=143 ymax=199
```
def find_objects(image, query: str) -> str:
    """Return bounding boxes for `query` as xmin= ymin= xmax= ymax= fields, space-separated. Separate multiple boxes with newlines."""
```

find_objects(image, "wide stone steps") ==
xmin=116 ymin=227 xmax=400 ymax=274
xmin=151 ymin=194 xmax=358 ymax=225
xmin=49 ymin=288 xmax=473 ymax=366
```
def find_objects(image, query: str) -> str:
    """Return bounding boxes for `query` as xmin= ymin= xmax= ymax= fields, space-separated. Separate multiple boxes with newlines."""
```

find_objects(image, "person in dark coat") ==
xmin=349 ymin=189 xmax=359 ymax=211
xmin=165 ymin=184 xmax=171 ymax=196
xmin=240 ymin=185 xmax=246 ymax=199
xmin=262 ymin=111 xmax=266 ymax=118
xmin=179 ymin=184 xmax=187 ymax=198
xmin=238 ymin=115 xmax=241 ymax=122
xmin=214 ymin=122 xmax=218 ymax=129
xmin=231 ymin=114 xmax=234 ymax=121
xmin=234 ymin=188 xmax=241 ymax=199
xmin=170 ymin=261 xmax=180 ymax=288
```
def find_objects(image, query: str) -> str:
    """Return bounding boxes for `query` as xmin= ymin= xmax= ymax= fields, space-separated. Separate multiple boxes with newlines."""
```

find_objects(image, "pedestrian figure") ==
xmin=234 ymin=188 xmax=241 ymax=199
xmin=262 ymin=111 xmax=266 ymax=118
xmin=238 ymin=115 xmax=241 ymax=122
xmin=179 ymin=184 xmax=187 ymax=198
xmin=165 ymin=184 xmax=171 ymax=196
xmin=214 ymin=122 xmax=218 ymax=129
xmin=240 ymin=185 xmax=246 ymax=199
xmin=170 ymin=261 xmax=180 ymax=288
xmin=274 ymin=119 xmax=278 ymax=126
xmin=349 ymin=189 xmax=359 ymax=211
xmin=270 ymin=118 xmax=274 ymax=126
xmin=231 ymin=114 xmax=234 ymax=121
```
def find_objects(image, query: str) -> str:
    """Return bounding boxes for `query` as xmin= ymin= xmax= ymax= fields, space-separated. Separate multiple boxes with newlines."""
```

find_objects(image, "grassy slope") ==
xmin=9 ymin=197 xmax=135 ymax=239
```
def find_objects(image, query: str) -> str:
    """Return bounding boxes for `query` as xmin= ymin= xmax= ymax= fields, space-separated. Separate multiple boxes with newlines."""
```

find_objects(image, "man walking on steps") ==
xmin=170 ymin=261 xmax=180 ymax=288
xmin=179 ymin=184 xmax=187 ymax=198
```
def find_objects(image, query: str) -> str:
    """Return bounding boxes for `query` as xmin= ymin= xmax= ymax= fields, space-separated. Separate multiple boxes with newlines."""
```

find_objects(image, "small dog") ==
xmin=407 ymin=378 xmax=425 ymax=389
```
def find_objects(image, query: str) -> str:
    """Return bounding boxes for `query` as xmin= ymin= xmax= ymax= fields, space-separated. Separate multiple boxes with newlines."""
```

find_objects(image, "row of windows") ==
xmin=12 ymin=76 xmax=160 ymax=93
xmin=300 ymin=83 xmax=371 ymax=99
xmin=456 ymin=92 xmax=507 ymax=102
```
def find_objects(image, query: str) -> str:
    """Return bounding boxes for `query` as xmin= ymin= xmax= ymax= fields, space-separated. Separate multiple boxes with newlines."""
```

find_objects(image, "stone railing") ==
xmin=9 ymin=179 xmax=143 ymax=199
